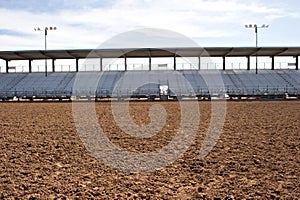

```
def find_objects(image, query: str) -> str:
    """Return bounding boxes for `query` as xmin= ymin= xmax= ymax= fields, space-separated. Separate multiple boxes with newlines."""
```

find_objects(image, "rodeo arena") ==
xmin=1 ymin=46 xmax=300 ymax=199
xmin=0 ymin=47 xmax=299 ymax=101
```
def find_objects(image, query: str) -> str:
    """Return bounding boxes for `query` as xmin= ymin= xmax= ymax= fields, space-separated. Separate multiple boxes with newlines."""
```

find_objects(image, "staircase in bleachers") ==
xmin=276 ymin=70 xmax=300 ymax=89
xmin=56 ymin=73 xmax=76 ymax=95
xmin=0 ymin=73 xmax=27 ymax=91
xmin=225 ymin=71 xmax=241 ymax=91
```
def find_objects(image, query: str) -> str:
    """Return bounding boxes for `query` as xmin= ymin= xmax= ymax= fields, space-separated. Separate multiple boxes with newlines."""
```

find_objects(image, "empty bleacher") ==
xmin=0 ymin=70 xmax=299 ymax=100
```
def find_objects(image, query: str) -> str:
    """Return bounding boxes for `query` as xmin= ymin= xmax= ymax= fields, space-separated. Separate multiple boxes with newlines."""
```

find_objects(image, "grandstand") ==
xmin=0 ymin=47 xmax=299 ymax=101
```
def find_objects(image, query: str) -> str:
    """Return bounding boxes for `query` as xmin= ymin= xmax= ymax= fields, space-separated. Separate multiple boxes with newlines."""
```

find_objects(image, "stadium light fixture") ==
xmin=34 ymin=26 xmax=57 ymax=77
xmin=245 ymin=24 xmax=269 ymax=74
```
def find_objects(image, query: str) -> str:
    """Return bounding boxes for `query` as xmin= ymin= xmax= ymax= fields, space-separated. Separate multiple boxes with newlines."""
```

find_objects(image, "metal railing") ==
xmin=1 ymin=85 xmax=298 ymax=99
xmin=1 ymin=61 xmax=298 ymax=73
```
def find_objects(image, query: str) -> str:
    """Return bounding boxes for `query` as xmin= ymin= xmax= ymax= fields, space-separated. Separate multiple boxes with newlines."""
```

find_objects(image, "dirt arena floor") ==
xmin=0 ymin=101 xmax=299 ymax=199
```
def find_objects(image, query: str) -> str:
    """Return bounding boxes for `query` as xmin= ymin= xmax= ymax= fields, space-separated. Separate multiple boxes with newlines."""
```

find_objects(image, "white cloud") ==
xmin=0 ymin=0 xmax=299 ymax=50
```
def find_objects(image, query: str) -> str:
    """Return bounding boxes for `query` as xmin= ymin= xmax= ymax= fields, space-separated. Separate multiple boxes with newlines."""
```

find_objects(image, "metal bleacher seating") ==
xmin=10 ymin=73 xmax=73 ymax=97
xmin=0 ymin=70 xmax=299 ymax=100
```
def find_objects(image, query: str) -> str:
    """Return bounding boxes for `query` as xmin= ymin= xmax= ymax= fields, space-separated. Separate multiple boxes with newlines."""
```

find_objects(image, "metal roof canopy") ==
xmin=0 ymin=47 xmax=300 ymax=61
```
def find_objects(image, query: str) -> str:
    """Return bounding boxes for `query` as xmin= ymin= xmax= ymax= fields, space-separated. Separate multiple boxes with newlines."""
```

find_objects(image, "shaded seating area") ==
xmin=0 ymin=69 xmax=299 ymax=101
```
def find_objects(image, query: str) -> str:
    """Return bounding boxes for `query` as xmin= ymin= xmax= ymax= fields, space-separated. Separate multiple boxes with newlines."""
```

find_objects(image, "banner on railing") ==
xmin=288 ymin=63 xmax=296 ymax=66
xmin=158 ymin=64 xmax=168 ymax=68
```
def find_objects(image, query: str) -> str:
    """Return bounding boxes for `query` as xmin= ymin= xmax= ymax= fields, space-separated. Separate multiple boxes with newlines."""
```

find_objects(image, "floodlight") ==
xmin=244 ymin=23 xmax=269 ymax=74
xmin=34 ymin=26 xmax=57 ymax=77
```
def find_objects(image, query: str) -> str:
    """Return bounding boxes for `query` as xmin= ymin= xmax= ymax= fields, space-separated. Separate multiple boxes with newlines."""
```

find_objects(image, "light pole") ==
xmin=245 ymin=24 xmax=269 ymax=74
xmin=34 ymin=26 xmax=57 ymax=77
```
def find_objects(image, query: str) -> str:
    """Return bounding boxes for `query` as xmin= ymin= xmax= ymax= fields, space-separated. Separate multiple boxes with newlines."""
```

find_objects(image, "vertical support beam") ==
xmin=124 ymin=56 xmax=127 ymax=71
xmin=44 ymin=28 xmax=48 ymax=77
xmin=222 ymin=56 xmax=226 ymax=70
xmin=296 ymin=56 xmax=299 ymax=70
xmin=6 ymin=60 xmax=9 ymax=73
xmin=149 ymin=56 xmax=152 ymax=71
xmin=174 ymin=55 xmax=176 ymax=70
xmin=52 ymin=59 xmax=55 ymax=72
xmin=75 ymin=58 xmax=79 ymax=72
xmin=29 ymin=60 xmax=32 ymax=73
xmin=271 ymin=56 xmax=275 ymax=70
xmin=198 ymin=56 xmax=201 ymax=70
xmin=100 ymin=57 xmax=103 ymax=71
xmin=247 ymin=56 xmax=250 ymax=70
xmin=255 ymin=26 xmax=258 ymax=74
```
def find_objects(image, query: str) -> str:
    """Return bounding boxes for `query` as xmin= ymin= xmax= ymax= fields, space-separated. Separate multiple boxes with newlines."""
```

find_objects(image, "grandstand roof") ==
xmin=0 ymin=47 xmax=300 ymax=61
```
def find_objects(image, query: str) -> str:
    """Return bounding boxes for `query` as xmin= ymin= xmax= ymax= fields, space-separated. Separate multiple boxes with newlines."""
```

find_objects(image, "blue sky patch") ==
xmin=0 ymin=29 xmax=30 ymax=37
xmin=0 ymin=0 xmax=113 ymax=12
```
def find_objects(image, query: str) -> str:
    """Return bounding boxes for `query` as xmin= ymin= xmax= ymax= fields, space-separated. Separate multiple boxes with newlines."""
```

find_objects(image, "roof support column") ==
xmin=124 ymin=56 xmax=127 ymax=71
xmin=247 ymin=56 xmax=250 ymax=70
xmin=174 ymin=55 xmax=176 ymax=70
xmin=100 ymin=58 xmax=103 ymax=71
xmin=76 ymin=58 xmax=79 ymax=72
xmin=52 ymin=59 xmax=55 ymax=72
xmin=271 ymin=56 xmax=275 ymax=70
xmin=198 ymin=56 xmax=201 ymax=70
xmin=149 ymin=56 xmax=152 ymax=71
xmin=6 ymin=60 xmax=8 ymax=73
xmin=296 ymin=56 xmax=299 ymax=70
xmin=29 ymin=60 xmax=32 ymax=73
xmin=222 ymin=56 xmax=226 ymax=70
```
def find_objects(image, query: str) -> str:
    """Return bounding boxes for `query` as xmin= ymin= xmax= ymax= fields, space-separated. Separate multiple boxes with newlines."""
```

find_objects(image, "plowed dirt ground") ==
xmin=0 ymin=101 xmax=299 ymax=199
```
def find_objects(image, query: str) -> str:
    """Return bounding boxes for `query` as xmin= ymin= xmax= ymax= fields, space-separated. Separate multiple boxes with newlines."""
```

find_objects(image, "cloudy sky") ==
xmin=0 ymin=0 xmax=299 ymax=50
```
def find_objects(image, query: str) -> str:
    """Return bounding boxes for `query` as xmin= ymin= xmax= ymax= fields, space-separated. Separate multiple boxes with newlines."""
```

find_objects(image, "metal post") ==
xmin=247 ymin=56 xmax=250 ymax=70
xmin=76 ymin=58 xmax=79 ymax=72
xmin=255 ymin=26 xmax=258 ymax=74
xmin=45 ymin=28 xmax=47 ymax=77
xmin=222 ymin=56 xmax=226 ymax=70
xmin=149 ymin=56 xmax=152 ymax=71
xmin=174 ymin=55 xmax=176 ymax=70
xmin=100 ymin=57 xmax=103 ymax=71
xmin=52 ymin=59 xmax=55 ymax=72
xmin=124 ymin=56 xmax=127 ymax=71
xmin=6 ymin=60 xmax=8 ymax=73
xmin=271 ymin=56 xmax=275 ymax=70
xmin=29 ymin=60 xmax=32 ymax=73
xmin=296 ymin=56 xmax=299 ymax=70
xmin=198 ymin=56 xmax=201 ymax=70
